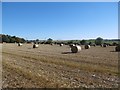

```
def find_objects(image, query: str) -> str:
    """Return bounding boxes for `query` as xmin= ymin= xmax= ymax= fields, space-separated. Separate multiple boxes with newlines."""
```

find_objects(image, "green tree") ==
xmin=95 ymin=37 xmax=103 ymax=45
xmin=0 ymin=35 xmax=2 ymax=43
xmin=1 ymin=34 xmax=26 ymax=43
xmin=20 ymin=38 xmax=26 ymax=43
xmin=80 ymin=40 xmax=86 ymax=45
xmin=46 ymin=38 xmax=53 ymax=44
xmin=10 ymin=37 xmax=16 ymax=43
xmin=36 ymin=39 xmax=39 ymax=42
xmin=2 ymin=35 xmax=10 ymax=43
xmin=67 ymin=40 xmax=73 ymax=44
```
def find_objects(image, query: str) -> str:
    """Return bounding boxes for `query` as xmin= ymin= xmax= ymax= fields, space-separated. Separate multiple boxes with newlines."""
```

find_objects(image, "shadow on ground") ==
xmin=110 ymin=51 xmax=118 ymax=52
xmin=61 ymin=52 xmax=72 ymax=54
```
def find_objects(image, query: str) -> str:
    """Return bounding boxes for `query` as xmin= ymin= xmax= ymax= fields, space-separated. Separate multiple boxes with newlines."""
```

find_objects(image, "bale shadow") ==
xmin=61 ymin=52 xmax=72 ymax=54
xmin=110 ymin=51 xmax=119 ymax=52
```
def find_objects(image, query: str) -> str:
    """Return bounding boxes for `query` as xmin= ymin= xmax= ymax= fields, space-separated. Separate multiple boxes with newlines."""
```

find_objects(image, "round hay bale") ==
xmin=33 ymin=44 xmax=39 ymax=48
xmin=60 ymin=44 xmax=63 ymax=46
xmin=100 ymin=44 xmax=103 ymax=47
xmin=93 ymin=44 xmax=96 ymax=47
xmin=71 ymin=45 xmax=81 ymax=53
xmin=85 ymin=45 xmax=90 ymax=49
xmin=18 ymin=43 xmax=22 ymax=46
xmin=50 ymin=43 xmax=54 ymax=45
xmin=115 ymin=45 xmax=120 ymax=52
xmin=107 ymin=44 xmax=109 ymax=46
xmin=91 ymin=44 xmax=96 ymax=47
xmin=69 ymin=44 xmax=75 ymax=48
xmin=103 ymin=44 xmax=107 ymax=47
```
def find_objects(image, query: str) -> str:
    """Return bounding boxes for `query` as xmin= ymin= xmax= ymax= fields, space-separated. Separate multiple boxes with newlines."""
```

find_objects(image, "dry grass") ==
xmin=2 ymin=43 xmax=119 ymax=88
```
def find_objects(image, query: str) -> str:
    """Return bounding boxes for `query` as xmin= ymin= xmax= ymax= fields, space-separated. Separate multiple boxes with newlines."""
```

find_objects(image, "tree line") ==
xmin=28 ymin=37 xmax=119 ymax=46
xmin=0 ymin=34 xmax=119 ymax=45
xmin=0 ymin=34 xmax=26 ymax=43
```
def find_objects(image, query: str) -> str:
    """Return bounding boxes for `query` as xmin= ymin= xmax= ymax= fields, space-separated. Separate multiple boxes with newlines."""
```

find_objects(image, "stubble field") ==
xmin=1 ymin=43 xmax=119 ymax=88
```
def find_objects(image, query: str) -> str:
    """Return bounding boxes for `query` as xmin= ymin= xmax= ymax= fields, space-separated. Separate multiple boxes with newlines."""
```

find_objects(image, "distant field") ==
xmin=1 ymin=43 xmax=119 ymax=88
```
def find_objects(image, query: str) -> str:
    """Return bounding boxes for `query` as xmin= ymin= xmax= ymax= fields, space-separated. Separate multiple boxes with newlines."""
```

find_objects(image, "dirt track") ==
xmin=1 ymin=43 xmax=119 ymax=88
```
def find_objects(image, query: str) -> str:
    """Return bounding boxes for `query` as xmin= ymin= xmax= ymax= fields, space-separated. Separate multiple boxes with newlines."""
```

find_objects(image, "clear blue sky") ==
xmin=2 ymin=2 xmax=118 ymax=40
